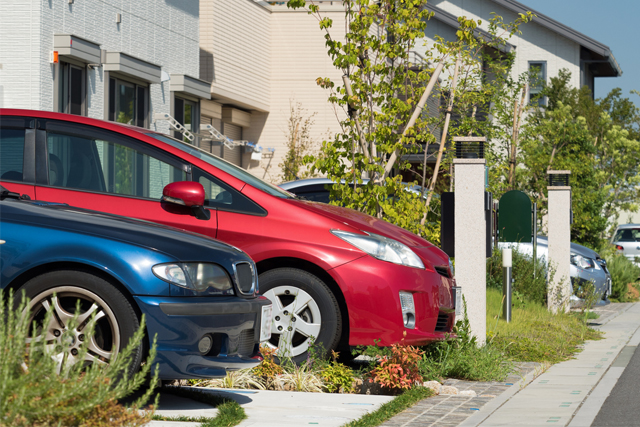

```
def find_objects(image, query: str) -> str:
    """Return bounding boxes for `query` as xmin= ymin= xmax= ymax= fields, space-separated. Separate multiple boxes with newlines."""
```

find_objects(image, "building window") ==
xmin=174 ymin=97 xmax=198 ymax=143
xmin=529 ymin=61 xmax=547 ymax=107
xmin=59 ymin=62 xmax=86 ymax=116
xmin=108 ymin=77 xmax=148 ymax=128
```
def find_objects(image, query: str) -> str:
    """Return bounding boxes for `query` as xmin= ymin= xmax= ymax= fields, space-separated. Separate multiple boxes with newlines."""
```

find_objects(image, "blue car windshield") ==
xmin=146 ymin=133 xmax=293 ymax=199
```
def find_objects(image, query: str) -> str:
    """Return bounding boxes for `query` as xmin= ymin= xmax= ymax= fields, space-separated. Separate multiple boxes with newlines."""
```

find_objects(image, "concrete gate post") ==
xmin=547 ymin=170 xmax=572 ymax=313
xmin=453 ymin=138 xmax=487 ymax=345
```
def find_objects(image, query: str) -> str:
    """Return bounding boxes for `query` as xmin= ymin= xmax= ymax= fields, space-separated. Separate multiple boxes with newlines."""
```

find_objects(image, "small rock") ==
xmin=439 ymin=385 xmax=459 ymax=395
xmin=423 ymin=381 xmax=442 ymax=395
xmin=352 ymin=378 xmax=364 ymax=394
xmin=459 ymin=390 xmax=477 ymax=397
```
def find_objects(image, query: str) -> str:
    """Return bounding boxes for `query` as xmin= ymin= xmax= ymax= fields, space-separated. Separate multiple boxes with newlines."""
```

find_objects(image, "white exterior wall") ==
xmin=430 ymin=0 xmax=582 ymax=88
xmin=0 ymin=0 xmax=199 ymax=135
xmin=248 ymin=3 xmax=349 ymax=183
xmin=0 ymin=1 xmax=44 ymax=109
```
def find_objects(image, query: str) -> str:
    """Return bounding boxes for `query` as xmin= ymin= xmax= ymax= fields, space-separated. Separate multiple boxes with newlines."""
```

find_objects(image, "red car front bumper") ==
xmin=329 ymin=251 xmax=455 ymax=347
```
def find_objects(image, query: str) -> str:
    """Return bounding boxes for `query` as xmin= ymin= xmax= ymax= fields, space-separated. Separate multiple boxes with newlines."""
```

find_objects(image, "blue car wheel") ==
xmin=20 ymin=270 xmax=143 ymax=375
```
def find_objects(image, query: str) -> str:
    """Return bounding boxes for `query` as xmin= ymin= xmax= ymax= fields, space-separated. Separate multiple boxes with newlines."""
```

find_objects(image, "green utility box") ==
xmin=498 ymin=190 xmax=532 ymax=243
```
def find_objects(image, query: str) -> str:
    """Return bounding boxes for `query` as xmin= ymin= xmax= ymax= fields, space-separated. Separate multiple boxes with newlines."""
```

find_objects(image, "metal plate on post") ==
xmin=498 ymin=190 xmax=532 ymax=243
xmin=441 ymin=192 xmax=455 ymax=257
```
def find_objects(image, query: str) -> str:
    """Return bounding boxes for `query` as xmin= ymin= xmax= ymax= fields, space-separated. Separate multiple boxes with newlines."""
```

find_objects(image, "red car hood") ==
xmin=290 ymin=199 xmax=435 ymax=248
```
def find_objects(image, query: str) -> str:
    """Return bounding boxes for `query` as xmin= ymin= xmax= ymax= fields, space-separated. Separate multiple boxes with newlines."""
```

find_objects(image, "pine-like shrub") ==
xmin=0 ymin=289 xmax=158 ymax=427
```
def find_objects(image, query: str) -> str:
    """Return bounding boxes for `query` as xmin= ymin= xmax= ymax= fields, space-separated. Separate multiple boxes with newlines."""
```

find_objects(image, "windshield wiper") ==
xmin=0 ymin=186 xmax=31 ymax=201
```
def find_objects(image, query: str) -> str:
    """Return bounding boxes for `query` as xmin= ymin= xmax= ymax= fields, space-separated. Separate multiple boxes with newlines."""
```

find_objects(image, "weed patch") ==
xmin=0 ymin=289 xmax=158 ymax=427
xmin=486 ymin=288 xmax=602 ymax=363
xmin=420 ymin=298 xmax=513 ymax=382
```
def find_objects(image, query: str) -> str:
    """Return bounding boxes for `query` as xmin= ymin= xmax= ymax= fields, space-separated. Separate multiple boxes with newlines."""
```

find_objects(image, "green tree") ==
xmin=518 ymin=70 xmax=640 ymax=247
xmin=279 ymin=101 xmax=319 ymax=182
xmin=485 ymin=69 xmax=532 ymax=198
xmin=287 ymin=0 xmax=531 ymax=242
xmin=520 ymin=82 xmax=606 ymax=247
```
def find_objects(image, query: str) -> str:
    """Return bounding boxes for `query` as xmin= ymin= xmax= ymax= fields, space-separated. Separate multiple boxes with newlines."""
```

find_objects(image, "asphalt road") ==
xmin=592 ymin=345 xmax=640 ymax=426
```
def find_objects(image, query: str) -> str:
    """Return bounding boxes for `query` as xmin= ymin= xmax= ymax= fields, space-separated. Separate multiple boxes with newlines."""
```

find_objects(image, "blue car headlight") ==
xmin=153 ymin=262 xmax=235 ymax=295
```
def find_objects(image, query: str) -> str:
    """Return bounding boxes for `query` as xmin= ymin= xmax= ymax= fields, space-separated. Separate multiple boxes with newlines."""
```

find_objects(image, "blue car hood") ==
xmin=2 ymin=199 xmax=247 ymax=263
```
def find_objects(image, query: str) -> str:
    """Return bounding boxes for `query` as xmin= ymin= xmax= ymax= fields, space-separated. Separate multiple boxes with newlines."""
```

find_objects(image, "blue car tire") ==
xmin=20 ymin=270 xmax=143 ymax=375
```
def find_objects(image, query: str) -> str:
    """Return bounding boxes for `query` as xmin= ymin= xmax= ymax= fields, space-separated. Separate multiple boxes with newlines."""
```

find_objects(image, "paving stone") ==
xmin=379 ymin=362 xmax=539 ymax=427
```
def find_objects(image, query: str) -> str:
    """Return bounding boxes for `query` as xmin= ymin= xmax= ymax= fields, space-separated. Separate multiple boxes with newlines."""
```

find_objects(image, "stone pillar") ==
xmin=547 ymin=170 xmax=572 ymax=313
xmin=454 ymin=158 xmax=486 ymax=345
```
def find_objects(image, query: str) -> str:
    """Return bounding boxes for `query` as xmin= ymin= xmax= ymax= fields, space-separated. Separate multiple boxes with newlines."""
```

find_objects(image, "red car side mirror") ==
xmin=163 ymin=181 xmax=205 ymax=207
xmin=162 ymin=182 xmax=210 ymax=220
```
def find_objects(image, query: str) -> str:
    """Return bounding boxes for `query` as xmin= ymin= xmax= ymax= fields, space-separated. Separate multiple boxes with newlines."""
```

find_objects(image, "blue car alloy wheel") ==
xmin=20 ymin=270 xmax=142 ymax=375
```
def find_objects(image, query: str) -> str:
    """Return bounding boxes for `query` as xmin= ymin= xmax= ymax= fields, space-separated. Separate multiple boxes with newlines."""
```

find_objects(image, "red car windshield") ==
xmin=146 ymin=133 xmax=293 ymax=199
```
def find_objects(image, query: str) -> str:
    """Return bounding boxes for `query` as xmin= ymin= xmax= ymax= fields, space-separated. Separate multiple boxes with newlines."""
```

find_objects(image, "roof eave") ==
xmin=425 ymin=4 xmax=516 ymax=53
xmin=489 ymin=0 xmax=621 ymax=76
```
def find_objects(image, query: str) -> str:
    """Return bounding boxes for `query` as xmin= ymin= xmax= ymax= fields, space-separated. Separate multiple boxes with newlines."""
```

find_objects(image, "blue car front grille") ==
xmin=234 ymin=262 xmax=256 ymax=295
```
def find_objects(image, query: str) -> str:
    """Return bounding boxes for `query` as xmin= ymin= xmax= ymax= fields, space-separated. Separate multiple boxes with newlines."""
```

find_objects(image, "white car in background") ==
xmin=611 ymin=224 xmax=640 ymax=266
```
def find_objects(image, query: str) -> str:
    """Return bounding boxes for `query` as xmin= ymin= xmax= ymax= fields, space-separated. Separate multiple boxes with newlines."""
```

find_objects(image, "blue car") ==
xmin=0 ymin=185 xmax=272 ymax=380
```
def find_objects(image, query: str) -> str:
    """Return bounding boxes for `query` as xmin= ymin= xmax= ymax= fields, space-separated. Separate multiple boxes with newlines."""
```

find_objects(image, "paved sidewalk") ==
xmin=148 ymin=387 xmax=394 ymax=427
xmin=380 ymin=302 xmax=636 ymax=427
xmin=468 ymin=302 xmax=638 ymax=426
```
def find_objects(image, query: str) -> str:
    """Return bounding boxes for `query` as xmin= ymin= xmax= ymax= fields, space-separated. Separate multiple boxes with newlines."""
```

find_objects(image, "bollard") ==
xmin=502 ymin=248 xmax=512 ymax=323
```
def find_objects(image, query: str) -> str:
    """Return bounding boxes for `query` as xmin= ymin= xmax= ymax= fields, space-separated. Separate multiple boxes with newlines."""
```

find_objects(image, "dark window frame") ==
xmin=173 ymin=96 xmax=199 ymax=143
xmin=108 ymin=76 xmax=149 ymax=128
xmin=529 ymin=61 xmax=547 ymax=107
xmin=57 ymin=60 xmax=88 ymax=116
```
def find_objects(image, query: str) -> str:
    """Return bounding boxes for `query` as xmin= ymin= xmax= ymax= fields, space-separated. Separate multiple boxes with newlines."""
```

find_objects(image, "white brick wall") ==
xmin=0 ymin=0 xmax=199 ymax=129
xmin=0 ymin=1 xmax=43 ymax=109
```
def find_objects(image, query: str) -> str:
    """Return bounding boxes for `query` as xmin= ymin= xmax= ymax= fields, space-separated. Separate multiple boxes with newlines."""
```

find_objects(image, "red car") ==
xmin=0 ymin=109 xmax=456 ymax=362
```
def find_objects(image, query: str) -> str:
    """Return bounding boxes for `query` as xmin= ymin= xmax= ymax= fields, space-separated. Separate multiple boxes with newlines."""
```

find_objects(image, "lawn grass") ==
xmin=486 ymin=288 xmax=602 ymax=363
xmin=341 ymin=387 xmax=433 ymax=427
xmin=152 ymin=386 xmax=246 ymax=427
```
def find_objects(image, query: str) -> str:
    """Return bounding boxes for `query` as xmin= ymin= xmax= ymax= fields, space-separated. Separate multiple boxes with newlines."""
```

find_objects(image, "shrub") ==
xmin=201 ymin=369 xmax=266 ymax=390
xmin=487 ymin=246 xmax=549 ymax=306
xmin=0 ymin=289 xmax=158 ymax=427
xmin=252 ymin=346 xmax=284 ymax=387
xmin=321 ymin=350 xmax=355 ymax=393
xmin=277 ymin=362 xmax=325 ymax=392
xmin=369 ymin=334 xmax=424 ymax=392
xmin=605 ymin=252 xmax=640 ymax=301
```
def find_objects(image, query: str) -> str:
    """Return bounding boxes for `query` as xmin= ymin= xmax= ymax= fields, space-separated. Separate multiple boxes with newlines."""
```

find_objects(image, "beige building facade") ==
xmin=198 ymin=1 xmax=348 ymax=183
xmin=196 ymin=0 xmax=620 ymax=184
